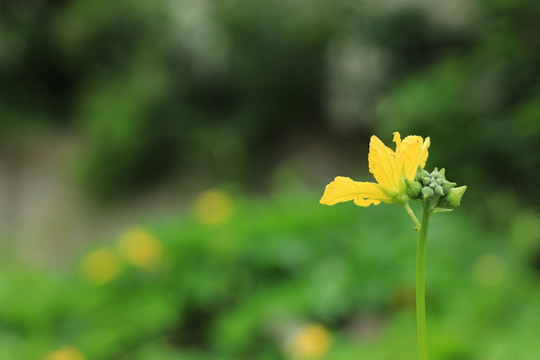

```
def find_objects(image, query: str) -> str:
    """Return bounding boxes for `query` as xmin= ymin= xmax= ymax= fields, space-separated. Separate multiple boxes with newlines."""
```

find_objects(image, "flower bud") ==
xmin=438 ymin=168 xmax=446 ymax=180
xmin=405 ymin=178 xmax=422 ymax=199
xmin=422 ymin=186 xmax=434 ymax=199
xmin=416 ymin=167 xmax=466 ymax=208
xmin=415 ymin=166 xmax=424 ymax=182
xmin=445 ymin=186 xmax=467 ymax=207
xmin=442 ymin=180 xmax=457 ymax=193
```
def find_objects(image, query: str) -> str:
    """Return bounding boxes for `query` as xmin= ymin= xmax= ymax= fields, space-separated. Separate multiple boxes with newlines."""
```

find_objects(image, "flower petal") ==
xmin=393 ymin=132 xmax=401 ymax=148
xmin=397 ymin=136 xmax=430 ymax=180
xmin=354 ymin=198 xmax=381 ymax=207
xmin=320 ymin=176 xmax=391 ymax=206
xmin=368 ymin=136 xmax=400 ymax=190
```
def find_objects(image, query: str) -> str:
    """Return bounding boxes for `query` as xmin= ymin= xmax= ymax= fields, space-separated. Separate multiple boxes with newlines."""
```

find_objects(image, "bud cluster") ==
xmin=405 ymin=166 xmax=466 ymax=208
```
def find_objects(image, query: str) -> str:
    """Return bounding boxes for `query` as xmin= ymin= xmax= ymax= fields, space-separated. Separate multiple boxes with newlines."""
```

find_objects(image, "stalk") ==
xmin=416 ymin=203 xmax=431 ymax=360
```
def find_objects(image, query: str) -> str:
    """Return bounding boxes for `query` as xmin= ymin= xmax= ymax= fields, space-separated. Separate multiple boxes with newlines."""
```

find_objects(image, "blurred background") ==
xmin=1 ymin=0 xmax=540 ymax=359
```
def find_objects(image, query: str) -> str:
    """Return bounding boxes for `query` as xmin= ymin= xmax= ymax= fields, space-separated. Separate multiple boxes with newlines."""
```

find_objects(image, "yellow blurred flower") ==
xmin=286 ymin=323 xmax=332 ymax=360
xmin=320 ymin=132 xmax=430 ymax=207
xmin=45 ymin=346 xmax=85 ymax=360
xmin=194 ymin=189 xmax=234 ymax=225
xmin=472 ymin=254 xmax=507 ymax=288
xmin=118 ymin=227 xmax=162 ymax=268
xmin=80 ymin=248 xmax=120 ymax=285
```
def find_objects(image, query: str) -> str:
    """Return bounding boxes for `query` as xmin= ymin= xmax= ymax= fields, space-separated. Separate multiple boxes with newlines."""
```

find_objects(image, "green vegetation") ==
xmin=1 ymin=0 xmax=540 ymax=358
xmin=2 ymin=0 xmax=540 ymax=202
xmin=1 ymin=189 xmax=538 ymax=359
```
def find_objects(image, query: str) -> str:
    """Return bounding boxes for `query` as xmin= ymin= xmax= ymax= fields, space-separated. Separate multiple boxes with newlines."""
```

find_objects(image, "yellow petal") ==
xmin=397 ymin=136 xmax=430 ymax=180
xmin=320 ymin=176 xmax=391 ymax=206
xmin=368 ymin=136 xmax=400 ymax=190
xmin=393 ymin=132 xmax=401 ymax=148
xmin=354 ymin=198 xmax=381 ymax=207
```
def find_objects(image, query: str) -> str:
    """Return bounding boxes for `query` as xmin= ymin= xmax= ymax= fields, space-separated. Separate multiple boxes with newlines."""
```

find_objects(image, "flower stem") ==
xmin=416 ymin=203 xmax=431 ymax=360
xmin=404 ymin=202 xmax=421 ymax=230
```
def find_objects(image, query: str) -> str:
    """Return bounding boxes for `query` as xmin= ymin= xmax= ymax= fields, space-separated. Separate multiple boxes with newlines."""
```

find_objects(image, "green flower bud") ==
xmin=422 ymin=186 xmax=434 ymax=199
xmin=415 ymin=166 xmax=424 ymax=181
xmin=445 ymin=186 xmax=467 ymax=207
xmin=405 ymin=178 xmax=422 ymax=199
xmin=438 ymin=168 xmax=446 ymax=180
xmin=442 ymin=180 xmax=457 ymax=192
xmin=419 ymin=167 xmax=466 ymax=208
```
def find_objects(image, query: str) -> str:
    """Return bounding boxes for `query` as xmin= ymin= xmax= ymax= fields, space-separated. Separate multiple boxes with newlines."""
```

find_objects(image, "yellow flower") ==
xmin=80 ymin=248 xmax=121 ymax=285
xmin=320 ymin=132 xmax=430 ymax=206
xmin=285 ymin=323 xmax=332 ymax=360
xmin=45 ymin=346 xmax=85 ymax=360
xmin=194 ymin=189 xmax=234 ymax=226
xmin=117 ymin=228 xmax=162 ymax=268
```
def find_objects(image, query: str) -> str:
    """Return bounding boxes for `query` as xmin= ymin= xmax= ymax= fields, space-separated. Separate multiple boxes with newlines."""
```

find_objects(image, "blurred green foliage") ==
xmin=376 ymin=0 xmax=540 ymax=206
xmin=1 ymin=189 xmax=539 ymax=359
xmin=2 ymin=0 xmax=539 ymax=203
xmin=0 ymin=0 xmax=327 ymax=198
xmin=2 ymin=1 xmax=540 ymax=358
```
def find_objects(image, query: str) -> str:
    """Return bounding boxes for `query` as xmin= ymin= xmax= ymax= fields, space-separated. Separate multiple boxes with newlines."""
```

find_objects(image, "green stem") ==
xmin=416 ymin=203 xmax=431 ymax=360
xmin=404 ymin=202 xmax=421 ymax=230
